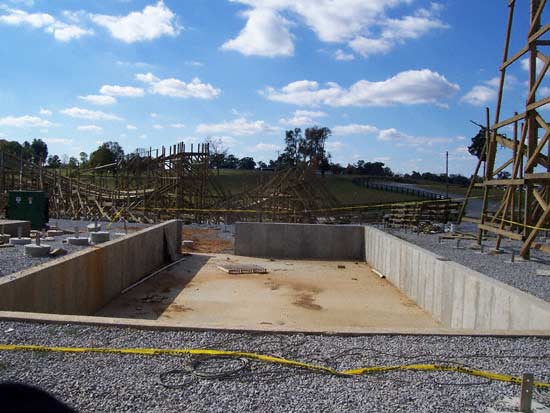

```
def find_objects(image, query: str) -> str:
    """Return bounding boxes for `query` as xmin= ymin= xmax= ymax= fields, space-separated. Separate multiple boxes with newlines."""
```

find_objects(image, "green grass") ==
xmin=324 ymin=175 xmax=422 ymax=205
xmin=211 ymin=170 xmax=423 ymax=205
xmin=411 ymin=180 xmax=484 ymax=198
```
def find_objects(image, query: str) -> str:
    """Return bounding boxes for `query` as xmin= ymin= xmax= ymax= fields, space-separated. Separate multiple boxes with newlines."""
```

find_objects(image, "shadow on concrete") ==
xmin=96 ymin=254 xmax=213 ymax=320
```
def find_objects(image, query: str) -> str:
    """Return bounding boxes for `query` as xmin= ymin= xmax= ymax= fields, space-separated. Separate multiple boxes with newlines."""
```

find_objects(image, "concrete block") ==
xmin=10 ymin=237 xmax=32 ymax=245
xmin=0 ymin=220 xmax=31 ymax=237
xmin=68 ymin=237 xmax=90 ymax=246
xmin=25 ymin=244 xmax=51 ymax=257
xmin=47 ymin=230 xmax=64 ymax=237
xmin=90 ymin=231 xmax=110 ymax=244
xmin=87 ymin=223 xmax=101 ymax=233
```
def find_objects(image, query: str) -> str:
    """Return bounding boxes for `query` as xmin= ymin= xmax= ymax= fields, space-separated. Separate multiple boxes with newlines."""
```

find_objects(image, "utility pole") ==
xmin=445 ymin=151 xmax=449 ymax=199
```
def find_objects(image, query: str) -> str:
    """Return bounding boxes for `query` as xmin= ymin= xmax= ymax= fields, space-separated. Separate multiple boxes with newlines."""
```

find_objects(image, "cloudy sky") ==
xmin=0 ymin=0 xmax=545 ymax=174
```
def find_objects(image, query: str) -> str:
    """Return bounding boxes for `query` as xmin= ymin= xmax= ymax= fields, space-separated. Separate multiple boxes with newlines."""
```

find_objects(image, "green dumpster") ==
xmin=7 ymin=191 xmax=49 ymax=229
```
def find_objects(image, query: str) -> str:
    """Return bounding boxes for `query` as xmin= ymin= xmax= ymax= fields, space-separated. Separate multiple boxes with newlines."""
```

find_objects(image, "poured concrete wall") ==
xmin=365 ymin=226 xmax=550 ymax=330
xmin=0 ymin=220 xmax=182 ymax=315
xmin=0 ymin=220 xmax=30 ymax=237
xmin=235 ymin=222 xmax=365 ymax=260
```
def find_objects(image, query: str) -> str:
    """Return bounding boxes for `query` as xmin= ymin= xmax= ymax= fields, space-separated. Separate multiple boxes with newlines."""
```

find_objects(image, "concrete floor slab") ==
xmin=97 ymin=253 xmax=439 ymax=331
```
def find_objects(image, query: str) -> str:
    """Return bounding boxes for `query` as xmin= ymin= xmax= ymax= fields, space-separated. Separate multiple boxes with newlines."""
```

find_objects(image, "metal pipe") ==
xmin=120 ymin=256 xmax=187 ymax=295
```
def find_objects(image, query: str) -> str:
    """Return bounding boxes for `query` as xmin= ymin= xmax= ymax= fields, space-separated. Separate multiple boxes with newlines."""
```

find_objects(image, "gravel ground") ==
xmin=0 ymin=321 xmax=548 ymax=412
xmin=0 ymin=219 xmax=149 ymax=279
xmin=384 ymin=226 xmax=550 ymax=303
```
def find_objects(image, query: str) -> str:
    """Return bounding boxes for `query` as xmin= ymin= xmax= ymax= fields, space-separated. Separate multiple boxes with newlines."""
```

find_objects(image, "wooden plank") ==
xmin=478 ymin=224 xmax=524 ymax=240
xmin=481 ymin=178 xmax=525 ymax=186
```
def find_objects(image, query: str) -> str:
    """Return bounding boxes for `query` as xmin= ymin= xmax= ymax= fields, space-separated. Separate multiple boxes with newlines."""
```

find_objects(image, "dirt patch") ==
xmin=182 ymin=228 xmax=233 ymax=253
xmin=167 ymin=304 xmax=193 ymax=313
xmin=293 ymin=293 xmax=322 ymax=311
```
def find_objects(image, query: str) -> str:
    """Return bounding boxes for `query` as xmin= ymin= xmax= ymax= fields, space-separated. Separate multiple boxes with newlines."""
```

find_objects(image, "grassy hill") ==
xmin=212 ymin=170 xmax=423 ymax=205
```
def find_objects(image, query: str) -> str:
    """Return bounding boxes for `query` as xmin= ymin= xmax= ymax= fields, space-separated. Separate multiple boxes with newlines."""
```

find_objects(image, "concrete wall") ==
xmin=235 ymin=222 xmax=365 ymax=260
xmin=0 ymin=220 xmax=182 ymax=315
xmin=365 ymin=226 xmax=550 ymax=331
xmin=0 ymin=220 xmax=30 ymax=237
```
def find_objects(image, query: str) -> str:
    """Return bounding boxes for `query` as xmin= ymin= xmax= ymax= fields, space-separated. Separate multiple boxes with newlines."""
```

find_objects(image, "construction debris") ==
xmin=217 ymin=264 xmax=268 ymax=275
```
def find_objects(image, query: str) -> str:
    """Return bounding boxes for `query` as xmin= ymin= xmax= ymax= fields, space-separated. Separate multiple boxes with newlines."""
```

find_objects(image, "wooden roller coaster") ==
xmin=460 ymin=0 xmax=550 ymax=258
xmin=0 ymin=142 xmax=339 ymax=224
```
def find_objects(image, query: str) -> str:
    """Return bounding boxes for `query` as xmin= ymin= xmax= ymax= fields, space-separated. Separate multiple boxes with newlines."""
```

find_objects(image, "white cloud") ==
xmin=334 ymin=49 xmax=355 ymax=61
xmin=150 ymin=112 xmax=158 ymax=118
xmin=126 ymin=124 xmax=138 ymax=130
xmin=186 ymin=60 xmax=204 ymax=67
xmin=254 ymin=143 xmax=281 ymax=151
xmin=170 ymin=123 xmax=186 ymax=129
xmin=462 ymin=75 xmax=518 ymax=106
xmin=279 ymin=110 xmax=327 ymax=126
xmin=78 ymin=95 xmax=117 ymax=105
xmin=136 ymin=72 xmax=220 ymax=99
xmin=77 ymin=125 xmax=103 ymax=132
xmin=0 ymin=8 xmax=54 ymax=28
xmin=333 ymin=124 xmax=378 ymax=135
xmin=377 ymin=128 xmax=453 ymax=147
xmin=60 ymin=107 xmax=122 ymax=121
xmin=46 ymin=22 xmax=93 ymax=41
xmin=0 ymin=7 xmax=92 ymax=41
xmin=461 ymin=85 xmax=497 ymax=106
xmin=39 ymin=108 xmax=52 ymax=116
xmin=197 ymin=117 xmax=279 ymax=136
xmin=521 ymin=57 xmax=545 ymax=74
xmin=326 ymin=141 xmax=346 ymax=151
xmin=99 ymin=85 xmax=144 ymax=97
xmin=43 ymin=137 xmax=73 ymax=144
xmin=222 ymin=8 xmax=294 ymax=57
xmin=262 ymin=69 xmax=459 ymax=107
xmin=90 ymin=1 xmax=181 ymax=43
xmin=350 ymin=9 xmax=449 ymax=57
xmin=0 ymin=115 xmax=54 ymax=128
xmin=225 ymin=1 xmax=447 ymax=58
xmin=153 ymin=124 xmax=163 ymax=130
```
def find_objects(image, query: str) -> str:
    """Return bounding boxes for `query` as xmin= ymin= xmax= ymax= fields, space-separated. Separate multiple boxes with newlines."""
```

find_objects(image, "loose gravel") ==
xmin=385 ymin=226 xmax=550 ymax=303
xmin=0 ymin=219 xmax=149 ymax=279
xmin=0 ymin=321 xmax=548 ymax=412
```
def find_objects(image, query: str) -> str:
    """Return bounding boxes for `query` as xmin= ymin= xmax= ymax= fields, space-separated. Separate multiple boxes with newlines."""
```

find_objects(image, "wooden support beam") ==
xmin=478 ymin=223 xmax=524 ymax=240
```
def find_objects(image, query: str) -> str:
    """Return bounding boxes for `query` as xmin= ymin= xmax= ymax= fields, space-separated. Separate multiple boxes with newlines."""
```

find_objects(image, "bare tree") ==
xmin=205 ymin=137 xmax=228 ymax=176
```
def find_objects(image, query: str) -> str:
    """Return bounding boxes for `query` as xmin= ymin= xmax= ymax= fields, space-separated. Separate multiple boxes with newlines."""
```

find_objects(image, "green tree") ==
xmin=47 ymin=155 xmax=62 ymax=168
xmin=468 ymin=128 xmax=486 ymax=160
xmin=68 ymin=157 xmax=79 ymax=168
xmin=30 ymin=139 xmax=48 ymax=163
xmin=79 ymin=152 xmax=88 ymax=166
xmin=89 ymin=141 xmax=125 ymax=168
xmin=238 ymin=157 xmax=256 ymax=170
xmin=206 ymin=138 xmax=228 ymax=176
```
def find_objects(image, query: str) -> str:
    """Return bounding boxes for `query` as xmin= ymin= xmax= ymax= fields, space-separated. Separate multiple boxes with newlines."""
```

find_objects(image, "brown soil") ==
xmin=182 ymin=228 xmax=233 ymax=253
xmin=293 ymin=293 xmax=323 ymax=311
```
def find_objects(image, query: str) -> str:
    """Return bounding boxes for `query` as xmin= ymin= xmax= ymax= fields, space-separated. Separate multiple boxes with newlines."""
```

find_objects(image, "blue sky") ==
xmin=0 ymin=0 xmax=546 ymax=175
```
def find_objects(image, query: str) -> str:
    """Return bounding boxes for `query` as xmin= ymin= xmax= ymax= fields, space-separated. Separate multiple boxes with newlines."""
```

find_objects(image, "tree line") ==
xmin=0 ymin=125 xmax=482 ymax=184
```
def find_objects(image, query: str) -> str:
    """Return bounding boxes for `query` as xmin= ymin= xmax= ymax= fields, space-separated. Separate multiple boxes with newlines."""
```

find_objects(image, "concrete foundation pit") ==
xmin=96 ymin=253 xmax=439 ymax=331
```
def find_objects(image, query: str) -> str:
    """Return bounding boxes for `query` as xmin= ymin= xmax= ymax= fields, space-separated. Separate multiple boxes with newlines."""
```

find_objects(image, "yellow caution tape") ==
xmin=0 ymin=344 xmax=548 ymax=388
xmin=134 ymin=196 xmax=471 ymax=215
xmin=482 ymin=213 xmax=550 ymax=232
